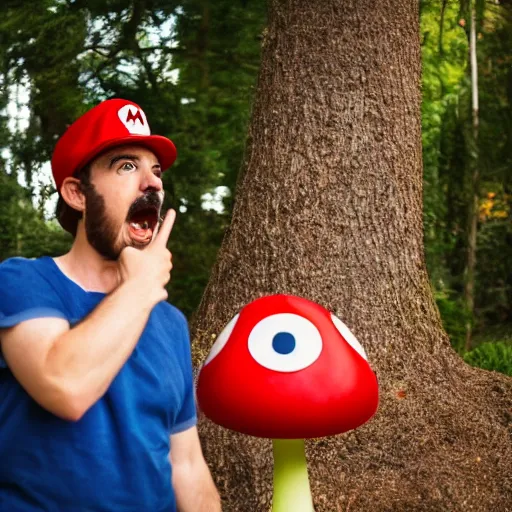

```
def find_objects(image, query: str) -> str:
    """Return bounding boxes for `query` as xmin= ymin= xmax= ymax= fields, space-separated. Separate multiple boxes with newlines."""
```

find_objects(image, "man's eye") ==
xmin=154 ymin=170 xmax=163 ymax=179
xmin=119 ymin=162 xmax=136 ymax=172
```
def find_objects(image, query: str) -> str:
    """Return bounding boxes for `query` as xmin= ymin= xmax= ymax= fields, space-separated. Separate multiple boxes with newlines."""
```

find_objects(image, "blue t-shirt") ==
xmin=0 ymin=256 xmax=197 ymax=512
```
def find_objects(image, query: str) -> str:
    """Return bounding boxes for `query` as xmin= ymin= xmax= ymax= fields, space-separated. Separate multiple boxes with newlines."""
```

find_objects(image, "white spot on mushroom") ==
xmin=203 ymin=313 xmax=240 ymax=366
xmin=330 ymin=314 xmax=368 ymax=361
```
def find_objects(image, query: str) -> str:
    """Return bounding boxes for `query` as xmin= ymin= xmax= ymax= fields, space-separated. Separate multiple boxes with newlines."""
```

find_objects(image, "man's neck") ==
xmin=55 ymin=227 xmax=119 ymax=294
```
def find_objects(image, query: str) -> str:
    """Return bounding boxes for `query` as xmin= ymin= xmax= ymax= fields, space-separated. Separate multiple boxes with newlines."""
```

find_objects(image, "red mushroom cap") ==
xmin=196 ymin=294 xmax=379 ymax=439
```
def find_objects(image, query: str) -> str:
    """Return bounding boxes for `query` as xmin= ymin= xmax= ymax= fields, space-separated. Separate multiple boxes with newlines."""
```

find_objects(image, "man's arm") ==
xmin=0 ymin=210 xmax=175 ymax=422
xmin=170 ymin=427 xmax=221 ymax=512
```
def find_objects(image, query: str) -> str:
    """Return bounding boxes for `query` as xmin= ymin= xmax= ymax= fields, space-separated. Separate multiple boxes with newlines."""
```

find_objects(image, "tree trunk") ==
xmin=191 ymin=1 xmax=512 ymax=510
xmin=464 ymin=0 xmax=480 ymax=352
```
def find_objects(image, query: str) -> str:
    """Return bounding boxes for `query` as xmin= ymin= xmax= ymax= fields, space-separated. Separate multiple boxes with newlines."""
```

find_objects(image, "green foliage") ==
xmin=463 ymin=341 xmax=512 ymax=376
xmin=0 ymin=171 xmax=71 ymax=261
xmin=421 ymin=0 xmax=512 ymax=347
xmin=421 ymin=0 xmax=468 ymax=289
xmin=476 ymin=188 xmax=512 ymax=326
xmin=167 ymin=209 xmax=229 ymax=319
xmin=171 ymin=0 xmax=266 ymax=211
xmin=434 ymin=289 xmax=470 ymax=353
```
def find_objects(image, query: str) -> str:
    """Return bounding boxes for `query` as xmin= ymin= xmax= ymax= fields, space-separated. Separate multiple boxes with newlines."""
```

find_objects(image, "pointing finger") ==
xmin=153 ymin=209 xmax=176 ymax=248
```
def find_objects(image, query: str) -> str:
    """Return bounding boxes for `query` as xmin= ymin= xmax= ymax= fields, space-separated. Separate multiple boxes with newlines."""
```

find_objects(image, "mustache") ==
xmin=126 ymin=191 xmax=163 ymax=220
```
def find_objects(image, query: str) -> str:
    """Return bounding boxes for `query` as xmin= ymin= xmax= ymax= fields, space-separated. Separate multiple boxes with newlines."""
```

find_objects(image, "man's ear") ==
xmin=60 ymin=177 xmax=85 ymax=212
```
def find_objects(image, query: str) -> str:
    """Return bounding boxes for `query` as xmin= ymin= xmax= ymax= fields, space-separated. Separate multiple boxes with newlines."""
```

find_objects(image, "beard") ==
xmin=82 ymin=184 xmax=162 ymax=261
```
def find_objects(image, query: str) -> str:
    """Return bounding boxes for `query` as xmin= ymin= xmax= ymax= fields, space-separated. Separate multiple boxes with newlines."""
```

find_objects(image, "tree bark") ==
xmin=191 ymin=1 xmax=512 ymax=510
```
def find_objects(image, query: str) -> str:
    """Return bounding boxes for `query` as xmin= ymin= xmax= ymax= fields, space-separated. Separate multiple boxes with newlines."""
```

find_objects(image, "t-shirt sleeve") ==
xmin=170 ymin=311 xmax=198 ymax=435
xmin=0 ymin=258 xmax=67 ymax=368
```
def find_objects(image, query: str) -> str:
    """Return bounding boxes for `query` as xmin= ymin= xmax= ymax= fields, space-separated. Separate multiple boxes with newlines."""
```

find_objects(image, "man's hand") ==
xmin=118 ymin=209 xmax=176 ymax=305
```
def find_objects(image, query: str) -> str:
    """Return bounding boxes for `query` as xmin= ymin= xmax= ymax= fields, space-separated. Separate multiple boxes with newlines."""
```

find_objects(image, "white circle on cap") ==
xmin=248 ymin=313 xmax=323 ymax=373
xmin=118 ymin=104 xmax=150 ymax=135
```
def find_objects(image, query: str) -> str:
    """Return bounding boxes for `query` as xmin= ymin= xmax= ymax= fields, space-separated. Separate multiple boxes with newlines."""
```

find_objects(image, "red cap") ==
xmin=51 ymin=99 xmax=177 ymax=191
xmin=197 ymin=294 xmax=379 ymax=439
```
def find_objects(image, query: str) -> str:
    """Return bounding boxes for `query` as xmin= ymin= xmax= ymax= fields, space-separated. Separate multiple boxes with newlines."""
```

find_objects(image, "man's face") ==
xmin=82 ymin=145 xmax=165 ymax=260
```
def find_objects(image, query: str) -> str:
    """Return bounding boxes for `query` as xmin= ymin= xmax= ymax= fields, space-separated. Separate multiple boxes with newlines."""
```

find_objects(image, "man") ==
xmin=0 ymin=99 xmax=221 ymax=511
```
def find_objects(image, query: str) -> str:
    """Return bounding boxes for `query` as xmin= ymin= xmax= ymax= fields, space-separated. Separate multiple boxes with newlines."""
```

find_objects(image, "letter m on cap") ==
xmin=118 ymin=104 xmax=150 ymax=135
xmin=126 ymin=109 xmax=144 ymax=125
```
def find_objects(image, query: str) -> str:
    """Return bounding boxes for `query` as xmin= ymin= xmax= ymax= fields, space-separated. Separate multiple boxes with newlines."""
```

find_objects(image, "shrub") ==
xmin=463 ymin=341 xmax=512 ymax=377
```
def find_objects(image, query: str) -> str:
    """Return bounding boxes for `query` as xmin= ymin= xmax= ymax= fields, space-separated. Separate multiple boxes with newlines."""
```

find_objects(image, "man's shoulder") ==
xmin=0 ymin=256 xmax=47 ymax=279
xmin=0 ymin=256 xmax=62 ymax=302
xmin=0 ymin=255 xmax=33 ymax=269
xmin=155 ymin=301 xmax=188 ymax=326
xmin=0 ymin=256 xmax=68 ymax=330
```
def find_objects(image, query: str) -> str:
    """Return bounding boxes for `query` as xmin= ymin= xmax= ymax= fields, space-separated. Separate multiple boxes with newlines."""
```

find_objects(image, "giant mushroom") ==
xmin=196 ymin=294 xmax=379 ymax=511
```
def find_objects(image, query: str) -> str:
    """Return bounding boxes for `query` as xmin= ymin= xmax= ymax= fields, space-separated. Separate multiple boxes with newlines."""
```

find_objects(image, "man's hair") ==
xmin=55 ymin=164 xmax=92 ymax=236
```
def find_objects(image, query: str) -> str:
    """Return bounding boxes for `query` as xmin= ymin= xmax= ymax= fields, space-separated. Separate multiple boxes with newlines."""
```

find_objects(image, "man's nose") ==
xmin=141 ymin=167 xmax=163 ymax=192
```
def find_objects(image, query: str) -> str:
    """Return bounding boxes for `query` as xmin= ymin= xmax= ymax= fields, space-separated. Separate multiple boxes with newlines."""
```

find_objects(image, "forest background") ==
xmin=0 ymin=0 xmax=510 ymax=375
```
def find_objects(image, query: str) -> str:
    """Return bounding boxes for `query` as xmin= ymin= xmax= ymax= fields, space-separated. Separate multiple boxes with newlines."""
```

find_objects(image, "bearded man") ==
xmin=0 ymin=99 xmax=221 ymax=512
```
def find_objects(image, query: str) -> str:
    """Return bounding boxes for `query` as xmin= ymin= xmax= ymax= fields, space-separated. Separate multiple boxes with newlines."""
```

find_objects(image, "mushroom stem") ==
xmin=272 ymin=439 xmax=314 ymax=512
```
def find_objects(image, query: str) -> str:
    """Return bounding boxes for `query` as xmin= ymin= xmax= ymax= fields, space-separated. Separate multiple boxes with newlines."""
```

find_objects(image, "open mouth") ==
xmin=128 ymin=205 xmax=160 ymax=244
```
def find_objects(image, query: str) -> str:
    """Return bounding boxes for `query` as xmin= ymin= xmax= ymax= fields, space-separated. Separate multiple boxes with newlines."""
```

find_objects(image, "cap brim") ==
xmin=75 ymin=134 xmax=177 ymax=174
